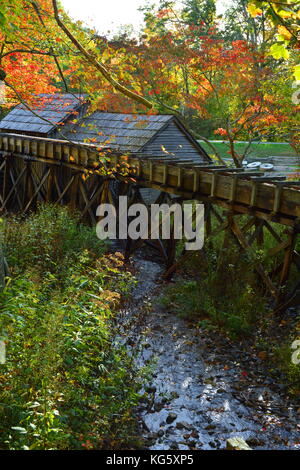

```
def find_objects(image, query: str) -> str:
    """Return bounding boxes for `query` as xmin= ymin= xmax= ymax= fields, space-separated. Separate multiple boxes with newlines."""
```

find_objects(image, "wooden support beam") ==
xmin=210 ymin=173 xmax=217 ymax=198
xmin=55 ymin=175 xmax=76 ymax=205
xmin=1 ymin=133 xmax=300 ymax=302
xmin=263 ymin=220 xmax=283 ymax=243
xmin=272 ymin=185 xmax=283 ymax=215
xmin=79 ymin=179 xmax=96 ymax=225
xmin=278 ymin=230 xmax=298 ymax=298
xmin=23 ymin=168 xmax=51 ymax=213
xmin=80 ymin=179 xmax=106 ymax=221
xmin=241 ymin=217 xmax=256 ymax=234
xmin=1 ymin=166 xmax=26 ymax=211
xmin=229 ymin=217 xmax=279 ymax=298
xmin=177 ymin=167 xmax=182 ymax=188
xmin=268 ymin=239 xmax=290 ymax=258
xmin=247 ymin=219 xmax=264 ymax=247
xmin=10 ymin=168 xmax=23 ymax=211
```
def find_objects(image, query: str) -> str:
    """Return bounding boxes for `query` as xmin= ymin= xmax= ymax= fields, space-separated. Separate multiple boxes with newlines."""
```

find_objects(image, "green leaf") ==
xmin=0 ymin=12 xmax=6 ymax=27
xmin=294 ymin=64 xmax=300 ymax=81
xmin=269 ymin=43 xmax=290 ymax=60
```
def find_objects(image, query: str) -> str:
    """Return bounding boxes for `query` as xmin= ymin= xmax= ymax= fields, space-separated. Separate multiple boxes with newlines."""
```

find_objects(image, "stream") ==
xmin=115 ymin=257 xmax=300 ymax=450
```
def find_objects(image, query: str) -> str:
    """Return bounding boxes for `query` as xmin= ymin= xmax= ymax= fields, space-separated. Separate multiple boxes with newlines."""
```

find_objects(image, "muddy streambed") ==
xmin=114 ymin=258 xmax=300 ymax=450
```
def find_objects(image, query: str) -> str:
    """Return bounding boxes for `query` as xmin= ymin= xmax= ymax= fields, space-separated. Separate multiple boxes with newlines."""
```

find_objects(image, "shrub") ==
xmin=0 ymin=205 xmax=140 ymax=450
xmin=4 ymin=203 xmax=106 ymax=279
xmin=160 ymin=228 xmax=267 ymax=338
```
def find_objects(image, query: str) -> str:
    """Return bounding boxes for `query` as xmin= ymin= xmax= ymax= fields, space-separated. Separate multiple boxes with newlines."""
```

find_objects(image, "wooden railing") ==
xmin=0 ymin=133 xmax=300 ymax=227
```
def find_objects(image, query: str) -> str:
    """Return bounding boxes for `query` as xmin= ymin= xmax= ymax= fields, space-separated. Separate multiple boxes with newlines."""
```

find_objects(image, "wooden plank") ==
xmin=2 ymin=134 xmax=300 ymax=224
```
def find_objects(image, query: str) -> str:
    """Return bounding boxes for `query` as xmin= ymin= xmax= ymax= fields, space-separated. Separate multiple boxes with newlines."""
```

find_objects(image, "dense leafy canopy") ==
xmin=0 ymin=0 xmax=299 ymax=158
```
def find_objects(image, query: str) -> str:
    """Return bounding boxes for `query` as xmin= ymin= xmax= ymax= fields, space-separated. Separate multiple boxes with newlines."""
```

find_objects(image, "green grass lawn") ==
xmin=198 ymin=141 xmax=299 ymax=159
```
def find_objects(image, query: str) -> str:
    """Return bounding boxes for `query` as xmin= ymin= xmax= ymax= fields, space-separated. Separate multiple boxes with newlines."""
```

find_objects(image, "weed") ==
xmin=0 ymin=205 xmax=140 ymax=450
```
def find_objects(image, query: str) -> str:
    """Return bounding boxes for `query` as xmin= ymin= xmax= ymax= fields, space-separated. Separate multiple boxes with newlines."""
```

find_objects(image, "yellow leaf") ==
xmin=277 ymin=25 xmax=292 ymax=40
xmin=258 ymin=351 xmax=267 ymax=360
xmin=294 ymin=64 xmax=300 ymax=81
xmin=247 ymin=4 xmax=262 ymax=17
xmin=278 ymin=9 xmax=293 ymax=19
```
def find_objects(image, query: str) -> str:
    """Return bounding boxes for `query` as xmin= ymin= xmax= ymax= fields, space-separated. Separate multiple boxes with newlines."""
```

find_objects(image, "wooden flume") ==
xmin=0 ymin=133 xmax=299 ymax=312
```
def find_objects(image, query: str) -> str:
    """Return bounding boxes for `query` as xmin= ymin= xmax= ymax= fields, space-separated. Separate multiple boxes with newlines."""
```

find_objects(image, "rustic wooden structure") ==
xmin=0 ymin=93 xmax=88 ymax=138
xmin=65 ymin=111 xmax=210 ymax=159
xmin=0 ymin=130 xmax=299 ymax=312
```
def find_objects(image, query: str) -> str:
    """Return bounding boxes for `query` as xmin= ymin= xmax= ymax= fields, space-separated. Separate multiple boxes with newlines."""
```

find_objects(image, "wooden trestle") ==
xmin=0 ymin=133 xmax=299 ymax=312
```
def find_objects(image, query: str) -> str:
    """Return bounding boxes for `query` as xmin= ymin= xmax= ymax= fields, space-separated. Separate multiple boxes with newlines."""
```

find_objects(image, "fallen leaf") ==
xmin=258 ymin=351 xmax=267 ymax=360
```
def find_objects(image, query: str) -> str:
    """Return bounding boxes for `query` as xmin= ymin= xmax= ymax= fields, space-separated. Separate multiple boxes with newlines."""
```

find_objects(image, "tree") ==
xmin=181 ymin=0 xmax=216 ymax=28
xmin=0 ymin=0 xmax=152 ymax=113
xmin=247 ymin=0 xmax=300 ymax=79
xmin=122 ymin=4 xmax=299 ymax=165
xmin=222 ymin=0 xmax=269 ymax=46
xmin=0 ymin=0 xmax=60 ymax=106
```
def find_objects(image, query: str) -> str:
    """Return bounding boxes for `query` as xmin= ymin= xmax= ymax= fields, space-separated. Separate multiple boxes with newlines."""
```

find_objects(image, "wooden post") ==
xmin=229 ymin=217 xmax=279 ymax=299
xmin=23 ymin=161 xmax=34 ymax=211
xmin=276 ymin=228 xmax=298 ymax=306
xmin=255 ymin=219 xmax=264 ymax=247
xmin=46 ymin=165 xmax=55 ymax=202
xmin=205 ymin=202 xmax=212 ymax=238
xmin=2 ymin=157 xmax=10 ymax=210
xmin=216 ymin=213 xmax=233 ymax=281
xmin=69 ymin=172 xmax=80 ymax=210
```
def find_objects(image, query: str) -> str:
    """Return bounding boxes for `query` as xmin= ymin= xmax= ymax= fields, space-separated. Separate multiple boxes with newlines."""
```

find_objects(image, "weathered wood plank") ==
xmin=1 ymin=133 xmax=300 ymax=225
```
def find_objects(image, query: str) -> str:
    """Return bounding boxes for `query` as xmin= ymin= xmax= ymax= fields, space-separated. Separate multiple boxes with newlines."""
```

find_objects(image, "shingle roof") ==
xmin=0 ymin=93 xmax=87 ymax=135
xmin=66 ymin=112 xmax=174 ymax=152
xmin=0 ymin=94 xmax=210 ymax=162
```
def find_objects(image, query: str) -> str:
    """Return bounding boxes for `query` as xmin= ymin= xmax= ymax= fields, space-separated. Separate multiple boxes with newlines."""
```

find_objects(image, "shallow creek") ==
xmin=115 ymin=257 xmax=300 ymax=450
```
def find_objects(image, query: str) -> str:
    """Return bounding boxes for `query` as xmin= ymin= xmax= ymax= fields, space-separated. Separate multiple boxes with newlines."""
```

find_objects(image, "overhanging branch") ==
xmin=51 ymin=0 xmax=153 ymax=109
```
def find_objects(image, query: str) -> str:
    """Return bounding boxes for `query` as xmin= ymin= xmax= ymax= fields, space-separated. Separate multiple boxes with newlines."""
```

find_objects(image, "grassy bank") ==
xmin=199 ymin=141 xmax=299 ymax=159
xmin=0 ymin=205 xmax=141 ymax=450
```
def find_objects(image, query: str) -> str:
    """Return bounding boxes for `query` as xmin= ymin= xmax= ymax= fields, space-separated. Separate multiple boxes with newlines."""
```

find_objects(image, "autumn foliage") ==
xmin=0 ymin=0 xmax=299 ymax=161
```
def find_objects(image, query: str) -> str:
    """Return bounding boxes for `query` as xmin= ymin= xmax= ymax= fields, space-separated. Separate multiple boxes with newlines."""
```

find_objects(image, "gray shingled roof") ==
xmin=0 ymin=93 xmax=87 ymax=135
xmin=0 ymin=94 xmax=210 ymax=161
xmin=66 ymin=112 xmax=174 ymax=152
